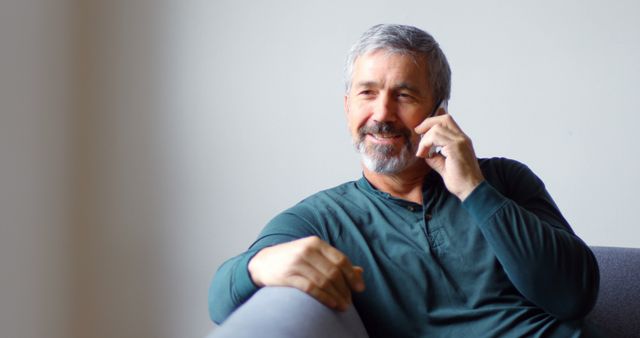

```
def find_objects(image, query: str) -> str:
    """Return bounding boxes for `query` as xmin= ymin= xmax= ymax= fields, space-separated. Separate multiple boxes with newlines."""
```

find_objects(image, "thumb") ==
xmin=350 ymin=266 xmax=366 ymax=292
xmin=425 ymin=155 xmax=445 ymax=175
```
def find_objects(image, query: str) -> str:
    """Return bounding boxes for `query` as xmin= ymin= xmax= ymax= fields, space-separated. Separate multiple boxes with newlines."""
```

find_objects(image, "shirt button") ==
xmin=425 ymin=214 xmax=432 ymax=220
xmin=407 ymin=205 xmax=416 ymax=212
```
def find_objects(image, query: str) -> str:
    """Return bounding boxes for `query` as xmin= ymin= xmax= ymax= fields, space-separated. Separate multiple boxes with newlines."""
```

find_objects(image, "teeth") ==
xmin=374 ymin=134 xmax=397 ymax=139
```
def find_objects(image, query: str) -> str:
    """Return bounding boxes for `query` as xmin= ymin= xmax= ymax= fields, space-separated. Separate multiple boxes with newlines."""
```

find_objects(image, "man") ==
xmin=209 ymin=24 xmax=600 ymax=337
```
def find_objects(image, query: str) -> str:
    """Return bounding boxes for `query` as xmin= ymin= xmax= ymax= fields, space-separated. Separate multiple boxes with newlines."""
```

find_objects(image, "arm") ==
xmin=415 ymin=114 xmax=598 ymax=320
xmin=209 ymin=210 xmax=364 ymax=324
xmin=209 ymin=249 xmax=262 ymax=324
xmin=209 ymin=211 xmax=315 ymax=324
xmin=462 ymin=161 xmax=599 ymax=320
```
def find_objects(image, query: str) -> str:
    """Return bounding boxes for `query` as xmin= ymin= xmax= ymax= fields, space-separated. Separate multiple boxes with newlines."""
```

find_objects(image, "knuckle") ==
xmin=306 ymin=236 xmax=321 ymax=244
xmin=282 ymin=270 xmax=296 ymax=281
xmin=328 ymin=267 xmax=342 ymax=280
xmin=298 ymin=237 xmax=321 ymax=252
xmin=318 ymin=278 xmax=331 ymax=289
xmin=290 ymin=250 xmax=306 ymax=263
xmin=334 ymin=255 xmax=348 ymax=266
xmin=300 ymin=280 xmax=315 ymax=293
xmin=453 ymin=142 xmax=466 ymax=153
xmin=299 ymin=244 xmax=316 ymax=256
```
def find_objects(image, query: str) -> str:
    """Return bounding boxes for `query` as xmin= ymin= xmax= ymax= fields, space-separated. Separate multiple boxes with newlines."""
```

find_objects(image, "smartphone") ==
xmin=427 ymin=100 xmax=448 ymax=158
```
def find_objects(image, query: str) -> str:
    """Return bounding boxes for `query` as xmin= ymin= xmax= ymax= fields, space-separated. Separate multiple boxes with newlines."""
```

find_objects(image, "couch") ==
xmin=209 ymin=246 xmax=640 ymax=337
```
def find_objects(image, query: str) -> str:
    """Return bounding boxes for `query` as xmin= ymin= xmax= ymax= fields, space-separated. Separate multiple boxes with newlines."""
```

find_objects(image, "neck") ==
xmin=362 ymin=161 xmax=430 ymax=205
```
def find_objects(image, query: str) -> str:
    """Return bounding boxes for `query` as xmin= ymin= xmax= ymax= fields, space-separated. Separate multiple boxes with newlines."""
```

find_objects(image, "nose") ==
xmin=371 ymin=92 xmax=397 ymax=123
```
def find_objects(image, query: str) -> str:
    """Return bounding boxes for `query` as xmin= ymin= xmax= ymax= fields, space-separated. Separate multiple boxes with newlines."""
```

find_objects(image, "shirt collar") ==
xmin=356 ymin=170 xmax=442 ymax=206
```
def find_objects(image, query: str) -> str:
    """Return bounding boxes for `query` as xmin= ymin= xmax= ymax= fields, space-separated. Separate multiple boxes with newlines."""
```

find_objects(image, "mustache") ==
xmin=358 ymin=121 xmax=411 ymax=140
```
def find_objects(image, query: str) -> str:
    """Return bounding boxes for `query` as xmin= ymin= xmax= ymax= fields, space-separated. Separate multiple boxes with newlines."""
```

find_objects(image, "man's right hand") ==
xmin=247 ymin=236 xmax=365 ymax=311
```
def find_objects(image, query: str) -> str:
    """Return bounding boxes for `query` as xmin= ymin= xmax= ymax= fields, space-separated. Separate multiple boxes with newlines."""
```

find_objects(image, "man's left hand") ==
xmin=414 ymin=113 xmax=485 ymax=201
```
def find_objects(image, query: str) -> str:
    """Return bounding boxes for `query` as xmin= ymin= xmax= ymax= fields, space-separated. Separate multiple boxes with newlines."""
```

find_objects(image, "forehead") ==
xmin=351 ymin=50 xmax=429 ymax=92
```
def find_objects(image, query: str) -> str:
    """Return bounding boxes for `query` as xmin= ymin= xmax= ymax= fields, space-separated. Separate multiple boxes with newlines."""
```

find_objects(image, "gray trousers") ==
xmin=210 ymin=287 xmax=369 ymax=338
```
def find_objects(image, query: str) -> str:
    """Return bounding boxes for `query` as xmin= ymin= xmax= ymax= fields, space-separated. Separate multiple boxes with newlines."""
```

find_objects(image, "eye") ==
xmin=397 ymin=92 xmax=415 ymax=102
xmin=358 ymin=90 xmax=376 ymax=98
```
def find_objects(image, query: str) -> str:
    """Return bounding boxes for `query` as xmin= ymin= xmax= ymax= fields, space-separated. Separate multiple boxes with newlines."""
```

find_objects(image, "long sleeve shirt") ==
xmin=209 ymin=157 xmax=600 ymax=337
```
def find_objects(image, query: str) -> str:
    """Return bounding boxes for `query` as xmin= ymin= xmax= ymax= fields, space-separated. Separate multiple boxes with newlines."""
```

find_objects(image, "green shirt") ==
xmin=209 ymin=158 xmax=600 ymax=337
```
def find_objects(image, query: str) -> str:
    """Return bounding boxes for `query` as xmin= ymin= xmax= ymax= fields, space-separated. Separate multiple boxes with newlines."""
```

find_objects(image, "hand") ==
xmin=247 ymin=236 xmax=365 ymax=311
xmin=414 ymin=113 xmax=485 ymax=200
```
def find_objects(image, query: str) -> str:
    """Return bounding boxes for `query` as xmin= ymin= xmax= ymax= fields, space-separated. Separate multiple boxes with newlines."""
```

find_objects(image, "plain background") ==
xmin=1 ymin=0 xmax=639 ymax=337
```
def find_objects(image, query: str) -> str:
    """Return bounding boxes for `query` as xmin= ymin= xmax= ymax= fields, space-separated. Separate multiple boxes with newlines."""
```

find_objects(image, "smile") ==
xmin=371 ymin=133 xmax=401 ymax=139
xmin=367 ymin=133 xmax=404 ymax=144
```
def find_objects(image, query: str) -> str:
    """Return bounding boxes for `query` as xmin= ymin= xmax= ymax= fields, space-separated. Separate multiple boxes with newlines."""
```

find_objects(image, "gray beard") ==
xmin=354 ymin=137 xmax=420 ymax=174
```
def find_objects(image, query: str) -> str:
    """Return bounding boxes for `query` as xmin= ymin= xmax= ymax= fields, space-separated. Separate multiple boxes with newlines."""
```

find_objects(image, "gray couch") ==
xmin=586 ymin=246 xmax=640 ymax=337
xmin=210 ymin=246 xmax=640 ymax=338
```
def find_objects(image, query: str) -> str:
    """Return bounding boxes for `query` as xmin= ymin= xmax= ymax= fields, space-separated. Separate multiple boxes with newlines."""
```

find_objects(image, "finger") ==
xmin=441 ymin=113 xmax=463 ymax=132
xmin=416 ymin=125 xmax=455 ymax=158
xmin=414 ymin=113 xmax=462 ymax=135
xmin=301 ymin=251 xmax=352 ymax=306
xmin=351 ymin=266 xmax=366 ymax=292
xmin=414 ymin=114 xmax=443 ymax=134
xmin=318 ymin=244 xmax=361 ymax=291
xmin=299 ymin=237 xmax=352 ymax=301
xmin=434 ymin=106 xmax=447 ymax=117
xmin=288 ymin=275 xmax=345 ymax=311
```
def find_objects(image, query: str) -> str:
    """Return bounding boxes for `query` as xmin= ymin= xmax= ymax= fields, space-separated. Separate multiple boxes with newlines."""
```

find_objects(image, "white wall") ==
xmin=2 ymin=1 xmax=639 ymax=338
xmin=0 ymin=1 xmax=73 ymax=338
xmin=179 ymin=0 xmax=640 ymax=259
xmin=181 ymin=0 xmax=640 ymax=334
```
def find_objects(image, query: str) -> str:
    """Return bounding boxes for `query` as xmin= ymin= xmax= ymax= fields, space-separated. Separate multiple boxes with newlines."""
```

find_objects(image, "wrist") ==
xmin=247 ymin=250 xmax=266 ymax=287
xmin=456 ymin=177 xmax=484 ymax=201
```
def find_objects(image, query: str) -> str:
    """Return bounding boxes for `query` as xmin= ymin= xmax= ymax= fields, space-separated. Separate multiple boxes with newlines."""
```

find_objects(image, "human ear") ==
xmin=344 ymin=95 xmax=349 ymax=115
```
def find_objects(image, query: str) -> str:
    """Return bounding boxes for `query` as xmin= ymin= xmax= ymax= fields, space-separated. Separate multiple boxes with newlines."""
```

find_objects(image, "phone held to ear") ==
xmin=426 ymin=100 xmax=447 ymax=158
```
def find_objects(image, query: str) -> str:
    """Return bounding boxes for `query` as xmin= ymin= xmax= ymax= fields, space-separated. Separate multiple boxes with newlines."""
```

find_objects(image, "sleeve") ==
xmin=208 ymin=205 xmax=323 ymax=324
xmin=461 ymin=159 xmax=599 ymax=320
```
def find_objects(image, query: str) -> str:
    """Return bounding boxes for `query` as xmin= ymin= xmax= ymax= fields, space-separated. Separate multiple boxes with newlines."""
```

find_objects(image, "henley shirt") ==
xmin=209 ymin=157 xmax=600 ymax=337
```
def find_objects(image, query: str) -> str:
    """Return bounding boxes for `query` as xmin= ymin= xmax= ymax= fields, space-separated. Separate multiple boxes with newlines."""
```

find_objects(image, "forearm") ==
xmin=209 ymin=212 xmax=323 ymax=324
xmin=463 ymin=181 xmax=599 ymax=320
xmin=209 ymin=250 xmax=261 ymax=324
xmin=209 ymin=233 xmax=300 ymax=323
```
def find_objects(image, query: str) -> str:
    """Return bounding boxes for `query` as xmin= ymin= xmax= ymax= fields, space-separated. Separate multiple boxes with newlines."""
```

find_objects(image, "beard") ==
xmin=354 ymin=121 xmax=420 ymax=174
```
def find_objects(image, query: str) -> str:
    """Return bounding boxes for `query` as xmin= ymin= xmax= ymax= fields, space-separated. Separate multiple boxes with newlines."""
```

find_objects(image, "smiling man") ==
xmin=209 ymin=24 xmax=600 ymax=337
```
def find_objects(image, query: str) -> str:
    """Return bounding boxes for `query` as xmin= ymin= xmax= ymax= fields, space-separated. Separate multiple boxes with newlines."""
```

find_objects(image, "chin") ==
xmin=360 ymin=152 xmax=420 ymax=175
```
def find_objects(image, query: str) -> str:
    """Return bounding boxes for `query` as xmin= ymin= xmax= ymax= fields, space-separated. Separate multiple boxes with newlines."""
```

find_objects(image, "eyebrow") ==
xmin=354 ymin=81 xmax=379 ymax=89
xmin=354 ymin=81 xmax=423 ymax=94
xmin=394 ymin=82 xmax=423 ymax=95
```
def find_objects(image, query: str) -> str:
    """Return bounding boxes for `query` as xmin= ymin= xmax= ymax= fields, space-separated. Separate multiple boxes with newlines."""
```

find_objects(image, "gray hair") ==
xmin=344 ymin=24 xmax=451 ymax=104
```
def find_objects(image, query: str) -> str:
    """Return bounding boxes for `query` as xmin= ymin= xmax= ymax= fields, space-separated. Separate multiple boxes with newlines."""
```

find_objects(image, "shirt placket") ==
xmin=422 ymin=183 xmax=444 ymax=251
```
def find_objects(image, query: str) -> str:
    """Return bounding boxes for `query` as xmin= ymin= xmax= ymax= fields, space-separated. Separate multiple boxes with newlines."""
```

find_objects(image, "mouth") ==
xmin=358 ymin=121 xmax=412 ymax=147
xmin=366 ymin=133 xmax=404 ymax=145
xmin=370 ymin=133 xmax=402 ymax=140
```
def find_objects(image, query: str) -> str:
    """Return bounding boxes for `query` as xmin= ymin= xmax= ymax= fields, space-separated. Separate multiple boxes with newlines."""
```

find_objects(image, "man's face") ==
xmin=344 ymin=50 xmax=435 ymax=174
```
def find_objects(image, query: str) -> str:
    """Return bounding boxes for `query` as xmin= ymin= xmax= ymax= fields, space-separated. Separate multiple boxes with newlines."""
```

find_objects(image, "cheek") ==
xmin=400 ymin=110 xmax=429 ymax=131
xmin=346 ymin=105 xmax=370 ymax=133
xmin=347 ymin=116 xmax=365 ymax=139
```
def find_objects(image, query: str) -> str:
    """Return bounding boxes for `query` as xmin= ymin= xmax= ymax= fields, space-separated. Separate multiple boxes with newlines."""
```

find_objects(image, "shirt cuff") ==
xmin=461 ymin=180 xmax=508 ymax=226
xmin=231 ymin=251 xmax=261 ymax=304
